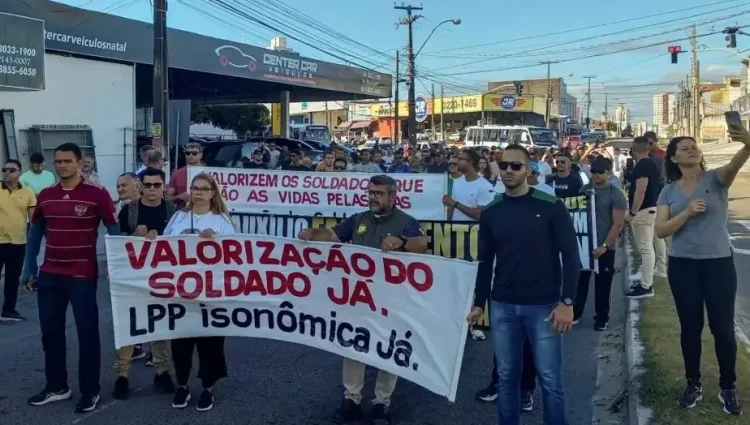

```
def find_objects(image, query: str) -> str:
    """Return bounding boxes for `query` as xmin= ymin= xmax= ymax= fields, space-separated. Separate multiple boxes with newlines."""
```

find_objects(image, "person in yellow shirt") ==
xmin=0 ymin=160 xmax=36 ymax=322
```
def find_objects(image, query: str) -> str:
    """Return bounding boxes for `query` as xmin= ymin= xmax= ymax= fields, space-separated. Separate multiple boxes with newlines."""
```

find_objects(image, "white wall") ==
xmin=0 ymin=53 xmax=134 ymax=198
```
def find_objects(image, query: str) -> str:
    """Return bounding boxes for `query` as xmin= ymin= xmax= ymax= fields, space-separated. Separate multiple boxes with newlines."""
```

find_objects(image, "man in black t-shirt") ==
xmin=546 ymin=153 xmax=584 ymax=198
xmin=624 ymin=137 xmax=664 ymax=300
xmin=114 ymin=167 xmax=178 ymax=400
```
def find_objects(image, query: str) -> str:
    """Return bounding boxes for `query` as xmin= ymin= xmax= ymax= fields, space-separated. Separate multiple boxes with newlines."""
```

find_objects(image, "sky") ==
xmin=57 ymin=0 xmax=750 ymax=123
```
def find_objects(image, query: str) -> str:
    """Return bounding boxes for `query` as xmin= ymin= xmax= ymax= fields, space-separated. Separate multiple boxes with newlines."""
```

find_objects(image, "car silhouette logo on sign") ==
xmin=215 ymin=45 xmax=257 ymax=71
xmin=501 ymin=96 xmax=516 ymax=110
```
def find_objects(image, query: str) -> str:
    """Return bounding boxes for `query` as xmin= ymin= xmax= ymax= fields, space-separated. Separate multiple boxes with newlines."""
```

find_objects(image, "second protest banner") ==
xmin=188 ymin=166 xmax=447 ymax=220
xmin=106 ymin=234 xmax=477 ymax=401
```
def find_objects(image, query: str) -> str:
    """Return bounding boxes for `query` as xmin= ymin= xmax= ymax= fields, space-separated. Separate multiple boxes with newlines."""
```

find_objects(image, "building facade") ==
xmin=652 ymin=93 xmax=676 ymax=126
xmin=488 ymin=78 xmax=577 ymax=120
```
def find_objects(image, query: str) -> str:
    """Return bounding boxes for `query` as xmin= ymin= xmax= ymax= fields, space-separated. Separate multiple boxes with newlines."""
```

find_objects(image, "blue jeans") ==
xmin=490 ymin=301 xmax=568 ymax=425
xmin=36 ymin=272 xmax=101 ymax=396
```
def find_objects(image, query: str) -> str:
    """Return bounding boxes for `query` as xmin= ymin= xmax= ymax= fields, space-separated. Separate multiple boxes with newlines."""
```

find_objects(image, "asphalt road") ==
xmin=728 ymin=173 xmax=750 ymax=340
xmin=0 ymin=261 xmax=622 ymax=425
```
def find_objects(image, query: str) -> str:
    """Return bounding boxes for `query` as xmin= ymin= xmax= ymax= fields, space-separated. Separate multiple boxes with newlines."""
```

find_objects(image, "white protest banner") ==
xmin=106 ymin=234 xmax=477 ymax=401
xmin=188 ymin=166 xmax=447 ymax=220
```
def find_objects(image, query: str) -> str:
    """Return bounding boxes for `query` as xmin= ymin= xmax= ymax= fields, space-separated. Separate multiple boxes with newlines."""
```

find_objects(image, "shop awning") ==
xmin=350 ymin=120 xmax=375 ymax=129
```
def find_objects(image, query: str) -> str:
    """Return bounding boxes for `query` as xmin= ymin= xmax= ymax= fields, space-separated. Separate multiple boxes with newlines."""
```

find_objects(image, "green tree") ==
xmin=605 ymin=121 xmax=618 ymax=132
xmin=191 ymin=104 xmax=269 ymax=136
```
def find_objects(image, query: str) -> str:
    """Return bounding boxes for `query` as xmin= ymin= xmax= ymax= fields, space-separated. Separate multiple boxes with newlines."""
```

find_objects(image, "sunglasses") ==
xmin=2 ymin=168 xmax=19 ymax=173
xmin=185 ymin=151 xmax=200 ymax=156
xmin=142 ymin=182 xmax=163 ymax=189
xmin=555 ymin=160 xmax=569 ymax=165
xmin=591 ymin=169 xmax=607 ymax=174
xmin=498 ymin=161 xmax=525 ymax=171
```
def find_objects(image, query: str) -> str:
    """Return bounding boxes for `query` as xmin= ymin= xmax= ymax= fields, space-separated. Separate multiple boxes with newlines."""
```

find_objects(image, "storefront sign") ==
xmin=483 ymin=94 xmax=535 ymax=112
xmin=702 ymin=125 xmax=726 ymax=140
xmin=0 ymin=12 xmax=45 ymax=90
xmin=433 ymin=95 xmax=482 ymax=114
xmin=2 ymin=0 xmax=390 ymax=97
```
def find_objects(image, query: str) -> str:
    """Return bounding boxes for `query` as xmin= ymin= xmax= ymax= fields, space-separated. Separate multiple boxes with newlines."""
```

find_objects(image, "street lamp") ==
xmin=407 ymin=18 xmax=461 ymax=147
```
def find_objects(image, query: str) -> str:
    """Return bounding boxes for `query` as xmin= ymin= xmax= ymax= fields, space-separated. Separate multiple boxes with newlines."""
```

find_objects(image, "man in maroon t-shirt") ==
xmin=167 ymin=142 xmax=203 ymax=208
xmin=22 ymin=143 xmax=120 ymax=414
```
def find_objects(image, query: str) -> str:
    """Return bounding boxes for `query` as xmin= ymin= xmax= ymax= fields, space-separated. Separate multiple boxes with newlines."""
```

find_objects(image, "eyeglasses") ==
xmin=498 ymin=161 xmax=525 ymax=171
xmin=185 ymin=151 xmax=200 ymax=156
xmin=142 ymin=182 xmax=163 ymax=189
xmin=2 ymin=168 xmax=18 ymax=173
xmin=367 ymin=190 xmax=388 ymax=198
xmin=555 ymin=160 xmax=569 ymax=165
xmin=191 ymin=186 xmax=213 ymax=192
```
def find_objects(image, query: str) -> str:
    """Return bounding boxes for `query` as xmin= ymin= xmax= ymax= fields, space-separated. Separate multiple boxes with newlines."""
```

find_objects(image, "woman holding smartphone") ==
xmin=654 ymin=119 xmax=750 ymax=415
xmin=148 ymin=173 xmax=234 ymax=412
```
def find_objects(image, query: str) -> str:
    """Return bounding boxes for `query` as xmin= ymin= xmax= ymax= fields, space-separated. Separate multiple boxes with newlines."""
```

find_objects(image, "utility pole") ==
xmin=440 ymin=85 xmax=444 ymax=141
xmin=540 ymin=60 xmax=558 ymax=128
xmin=690 ymin=24 xmax=701 ymax=142
xmin=431 ymin=83 xmax=435 ymax=137
xmin=152 ymin=0 xmax=169 ymax=154
xmin=395 ymin=3 xmax=423 ymax=148
xmin=603 ymin=93 xmax=608 ymax=121
xmin=583 ymin=75 xmax=596 ymax=130
xmin=394 ymin=50 xmax=400 ymax=142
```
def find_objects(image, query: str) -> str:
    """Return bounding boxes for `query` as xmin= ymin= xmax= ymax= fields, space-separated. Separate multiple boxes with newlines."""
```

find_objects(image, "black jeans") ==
xmin=574 ymin=250 xmax=616 ymax=322
xmin=172 ymin=336 xmax=228 ymax=388
xmin=668 ymin=256 xmax=737 ymax=390
xmin=491 ymin=337 xmax=537 ymax=393
xmin=36 ymin=272 xmax=101 ymax=396
xmin=0 ymin=243 xmax=25 ymax=314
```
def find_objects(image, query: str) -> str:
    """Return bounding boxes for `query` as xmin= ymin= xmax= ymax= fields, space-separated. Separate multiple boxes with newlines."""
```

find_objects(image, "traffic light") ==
xmin=668 ymin=45 xmax=682 ymax=64
xmin=725 ymin=27 xmax=739 ymax=48
xmin=514 ymin=80 xmax=524 ymax=96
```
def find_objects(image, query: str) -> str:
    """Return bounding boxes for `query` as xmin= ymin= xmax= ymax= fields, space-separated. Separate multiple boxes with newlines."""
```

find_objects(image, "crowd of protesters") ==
xmin=1 ymin=124 xmax=749 ymax=424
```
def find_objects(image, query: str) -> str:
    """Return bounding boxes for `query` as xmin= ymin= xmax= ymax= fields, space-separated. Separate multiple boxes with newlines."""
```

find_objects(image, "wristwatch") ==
xmin=561 ymin=298 xmax=574 ymax=307
xmin=601 ymin=243 xmax=609 ymax=250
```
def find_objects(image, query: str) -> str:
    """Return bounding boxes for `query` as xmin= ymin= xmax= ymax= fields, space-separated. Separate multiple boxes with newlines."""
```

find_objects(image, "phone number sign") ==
xmin=0 ymin=13 xmax=45 ymax=91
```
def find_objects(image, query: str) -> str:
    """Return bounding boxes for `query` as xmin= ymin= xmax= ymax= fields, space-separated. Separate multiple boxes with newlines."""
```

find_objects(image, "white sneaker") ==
xmin=629 ymin=271 xmax=643 ymax=282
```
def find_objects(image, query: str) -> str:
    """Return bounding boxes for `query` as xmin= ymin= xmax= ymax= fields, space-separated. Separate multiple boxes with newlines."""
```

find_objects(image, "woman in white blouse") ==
xmin=153 ymin=172 xmax=234 ymax=411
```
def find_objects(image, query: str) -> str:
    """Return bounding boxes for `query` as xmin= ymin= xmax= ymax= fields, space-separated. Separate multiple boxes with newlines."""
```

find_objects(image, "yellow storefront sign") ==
xmin=370 ymin=101 xmax=409 ymax=117
xmin=271 ymin=103 xmax=281 ymax=136
xmin=433 ymin=95 xmax=482 ymax=114
xmin=483 ymin=94 xmax=535 ymax=112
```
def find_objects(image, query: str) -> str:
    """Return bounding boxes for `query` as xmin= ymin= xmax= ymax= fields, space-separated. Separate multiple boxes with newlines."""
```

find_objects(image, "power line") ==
xmin=421 ymin=0 xmax=747 ymax=54
xmin=431 ymin=25 xmax=749 ymax=77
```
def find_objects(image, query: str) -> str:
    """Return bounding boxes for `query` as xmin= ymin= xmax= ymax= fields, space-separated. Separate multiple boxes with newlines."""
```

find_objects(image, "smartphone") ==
xmin=725 ymin=111 xmax=742 ymax=126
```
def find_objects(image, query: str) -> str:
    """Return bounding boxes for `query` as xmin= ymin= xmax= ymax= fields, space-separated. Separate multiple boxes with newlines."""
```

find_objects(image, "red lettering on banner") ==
xmin=383 ymin=258 xmax=434 ymax=292
xmin=395 ymin=179 xmax=424 ymax=193
xmin=214 ymin=172 xmax=279 ymax=188
xmin=279 ymin=191 xmax=320 ymax=204
xmin=302 ymin=175 xmax=370 ymax=191
xmin=125 ymin=241 xmax=149 ymax=269
xmin=327 ymin=277 xmax=377 ymax=311
xmin=257 ymin=240 xmax=279 ymax=265
xmin=148 ymin=269 xmax=312 ymax=299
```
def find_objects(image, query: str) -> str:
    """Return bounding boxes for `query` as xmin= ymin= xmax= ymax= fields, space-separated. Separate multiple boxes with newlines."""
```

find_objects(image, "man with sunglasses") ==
xmin=546 ymin=153 xmax=585 ymax=198
xmin=114 ymin=167 xmax=177 ymax=400
xmin=0 ymin=160 xmax=36 ymax=322
xmin=468 ymin=144 xmax=580 ymax=425
xmin=298 ymin=174 xmax=427 ymax=425
xmin=168 ymin=142 xmax=203 ymax=209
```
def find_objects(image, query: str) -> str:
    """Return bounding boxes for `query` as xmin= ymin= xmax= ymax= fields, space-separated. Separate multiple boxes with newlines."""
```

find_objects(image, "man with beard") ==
xmin=468 ymin=144 xmax=579 ymax=425
xmin=298 ymin=174 xmax=427 ymax=425
xmin=546 ymin=152 xmax=585 ymax=198
xmin=352 ymin=150 xmax=382 ymax=173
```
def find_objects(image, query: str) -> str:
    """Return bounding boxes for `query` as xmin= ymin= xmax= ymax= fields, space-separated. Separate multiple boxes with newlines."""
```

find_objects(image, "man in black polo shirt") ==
xmin=624 ymin=137 xmax=662 ymax=299
xmin=298 ymin=175 xmax=427 ymax=425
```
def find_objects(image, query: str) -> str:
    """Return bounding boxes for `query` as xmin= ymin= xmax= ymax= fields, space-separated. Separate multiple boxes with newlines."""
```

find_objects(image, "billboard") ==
xmin=0 ymin=12 xmax=45 ymax=90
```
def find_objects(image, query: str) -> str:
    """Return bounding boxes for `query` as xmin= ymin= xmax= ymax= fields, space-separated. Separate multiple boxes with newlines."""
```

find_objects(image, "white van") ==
xmin=464 ymin=125 xmax=558 ymax=149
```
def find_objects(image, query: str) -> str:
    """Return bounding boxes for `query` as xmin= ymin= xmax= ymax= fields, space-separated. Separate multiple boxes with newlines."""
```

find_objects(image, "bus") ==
xmin=464 ymin=125 xmax=558 ymax=148
xmin=290 ymin=124 xmax=330 ymax=142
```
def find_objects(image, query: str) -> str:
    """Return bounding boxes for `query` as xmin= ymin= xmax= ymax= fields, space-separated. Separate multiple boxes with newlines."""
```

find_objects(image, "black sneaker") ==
xmin=172 ymin=386 xmax=191 ymax=409
xmin=333 ymin=399 xmax=362 ymax=423
xmin=594 ymin=320 xmax=608 ymax=331
xmin=196 ymin=389 xmax=214 ymax=412
xmin=625 ymin=286 xmax=655 ymax=300
xmin=369 ymin=403 xmax=391 ymax=425
xmin=154 ymin=371 xmax=176 ymax=394
xmin=521 ymin=390 xmax=533 ymax=412
xmin=131 ymin=345 xmax=146 ymax=360
xmin=719 ymin=389 xmax=743 ymax=415
xmin=143 ymin=352 xmax=154 ymax=367
xmin=28 ymin=386 xmax=72 ymax=406
xmin=678 ymin=381 xmax=703 ymax=408
xmin=112 ymin=376 xmax=130 ymax=400
xmin=475 ymin=381 xmax=498 ymax=402
xmin=0 ymin=311 xmax=25 ymax=322
xmin=74 ymin=394 xmax=100 ymax=413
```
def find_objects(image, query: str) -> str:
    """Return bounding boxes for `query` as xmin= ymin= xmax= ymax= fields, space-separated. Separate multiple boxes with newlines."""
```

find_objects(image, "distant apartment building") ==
xmin=652 ymin=93 xmax=676 ymax=126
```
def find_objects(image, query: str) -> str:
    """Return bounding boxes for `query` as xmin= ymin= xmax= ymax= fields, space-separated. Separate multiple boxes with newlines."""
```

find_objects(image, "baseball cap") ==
xmin=529 ymin=161 xmax=540 ymax=174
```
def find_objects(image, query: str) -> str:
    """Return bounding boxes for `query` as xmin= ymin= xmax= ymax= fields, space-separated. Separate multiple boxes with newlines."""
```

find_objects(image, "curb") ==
xmin=623 ymin=229 xmax=653 ymax=425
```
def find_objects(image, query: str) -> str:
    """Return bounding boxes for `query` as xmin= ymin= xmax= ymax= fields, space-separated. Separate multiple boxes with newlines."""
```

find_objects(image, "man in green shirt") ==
xmin=20 ymin=153 xmax=56 ymax=196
